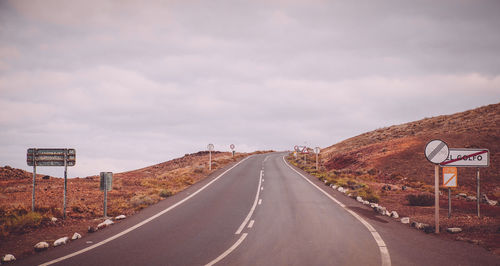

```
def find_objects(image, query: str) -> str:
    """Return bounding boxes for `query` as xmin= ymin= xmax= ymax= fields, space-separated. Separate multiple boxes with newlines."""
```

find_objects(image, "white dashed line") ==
xmin=248 ymin=220 xmax=255 ymax=228
xmin=258 ymin=199 xmax=262 ymax=205
xmin=235 ymin=170 xmax=263 ymax=235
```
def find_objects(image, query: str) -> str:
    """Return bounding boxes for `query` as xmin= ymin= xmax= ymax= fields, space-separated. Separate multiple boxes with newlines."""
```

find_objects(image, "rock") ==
xmin=343 ymin=189 xmax=349 ymax=193
xmin=374 ymin=206 xmax=387 ymax=215
xmin=411 ymin=221 xmax=430 ymax=230
xmin=458 ymin=193 xmax=467 ymax=198
xmin=2 ymin=254 xmax=16 ymax=262
xmin=363 ymin=200 xmax=370 ymax=205
xmin=385 ymin=210 xmax=391 ymax=217
xmin=370 ymin=203 xmax=379 ymax=208
xmin=356 ymin=196 xmax=363 ymax=202
xmin=401 ymin=185 xmax=407 ymax=191
xmin=88 ymin=226 xmax=97 ymax=233
xmin=332 ymin=185 xmax=338 ymax=189
xmin=423 ymin=225 xmax=435 ymax=234
xmin=401 ymin=217 xmax=410 ymax=224
xmin=42 ymin=175 xmax=50 ymax=180
xmin=72 ymin=232 xmax=82 ymax=240
xmin=466 ymin=196 xmax=477 ymax=201
xmin=447 ymin=227 xmax=462 ymax=234
xmin=347 ymin=193 xmax=353 ymax=197
xmin=51 ymin=217 xmax=58 ymax=222
xmin=487 ymin=200 xmax=498 ymax=206
xmin=97 ymin=219 xmax=114 ymax=229
xmin=481 ymin=194 xmax=498 ymax=206
xmin=337 ymin=187 xmax=344 ymax=192
xmin=390 ymin=211 xmax=399 ymax=219
xmin=382 ymin=185 xmax=392 ymax=191
xmin=34 ymin=242 xmax=49 ymax=252
xmin=54 ymin=237 xmax=69 ymax=247
xmin=115 ymin=215 xmax=126 ymax=220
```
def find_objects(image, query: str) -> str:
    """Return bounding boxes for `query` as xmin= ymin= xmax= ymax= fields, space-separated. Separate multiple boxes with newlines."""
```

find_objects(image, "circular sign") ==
xmin=207 ymin=143 xmax=214 ymax=151
xmin=314 ymin=147 xmax=320 ymax=154
xmin=424 ymin=139 xmax=449 ymax=164
xmin=230 ymin=144 xmax=235 ymax=150
xmin=294 ymin=145 xmax=299 ymax=151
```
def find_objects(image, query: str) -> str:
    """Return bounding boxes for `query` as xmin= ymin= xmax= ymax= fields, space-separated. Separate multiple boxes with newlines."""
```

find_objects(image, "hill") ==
xmin=321 ymin=102 xmax=500 ymax=198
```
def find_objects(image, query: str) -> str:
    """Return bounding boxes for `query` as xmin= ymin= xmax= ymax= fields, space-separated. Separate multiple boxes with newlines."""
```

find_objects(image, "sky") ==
xmin=1 ymin=0 xmax=500 ymax=178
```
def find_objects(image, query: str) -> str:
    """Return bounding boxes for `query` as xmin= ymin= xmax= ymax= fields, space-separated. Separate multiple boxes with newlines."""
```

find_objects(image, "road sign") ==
xmin=207 ymin=143 xmax=214 ymax=151
xmin=425 ymin=140 xmax=449 ymax=164
xmin=301 ymin=146 xmax=309 ymax=154
xmin=314 ymin=147 xmax=320 ymax=154
xmin=294 ymin=145 xmax=299 ymax=152
xmin=440 ymin=149 xmax=489 ymax=167
xmin=27 ymin=148 xmax=76 ymax=166
xmin=230 ymin=144 xmax=235 ymax=150
xmin=443 ymin=167 xmax=457 ymax=187
xmin=100 ymin=172 xmax=113 ymax=191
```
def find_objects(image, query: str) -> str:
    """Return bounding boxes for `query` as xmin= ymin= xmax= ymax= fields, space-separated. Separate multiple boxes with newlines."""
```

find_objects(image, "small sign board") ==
xmin=294 ymin=145 xmax=299 ymax=152
xmin=207 ymin=143 xmax=214 ymax=151
xmin=440 ymin=149 xmax=489 ymax=167
xmin=230 ymin=144 xmax=235 ymax=150
xmin=314 ymin=147 xmax=320 ymax=154
xmin=424 ymin=140 xmax=449 ymax=164
xmin=100 ymin=172 xmax=113 ymax=191
xmin=27 ymin=148 xmax=76 ymax=166
xmin=443 ymin=167 xmax=457 ymax=187
xmin=301 ymin=146 xmax=309 ymax=154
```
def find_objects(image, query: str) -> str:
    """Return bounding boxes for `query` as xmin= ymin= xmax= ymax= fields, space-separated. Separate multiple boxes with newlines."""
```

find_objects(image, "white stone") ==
xmin=401 ymin=217 xmax=410 ymax=224
xmin=34 ymin=241 xmax=49 ymax=251
xmin=466 ymin=196 xmax=477 ymax=201
xmin=332 ymin=185 xmax=338 ymax=189
xmin=54 ymin=237 xmax=69 ymax=247
xmin=458 ymin=193 xmax=467 ymax=198
xmin=370 ymin=203 xmax=379 ymax=208
xmin=2 ymin=254 xmax=16 ymax=262
xmin=447 ymin=227 xmax=462 ymax=233
xmin=97 ymin=219 xmax=114 ymax=229
xmin=51 ymin=217 xmax=58 ymax=222
xmin=363 ymin=200 xmax=370 ymax=205
xmin=391 ymin=211 xmax=399 ymax=219
xmin=344 ymin=189 xmax=349 ymax=193
xmin=323 ymin=180 xmax=328 ymax=184
xmin=71 ymin=232 xmax=82 ymax=240
xmin=356 ymin=196 xmax=363 ymax=202
xmin=115 ymin=214 xmax=126 ymax=220
xmin=385 ymin=210 xmax=391 ymax=216
xmin=337 ymin=186 xmax=344 ymax=192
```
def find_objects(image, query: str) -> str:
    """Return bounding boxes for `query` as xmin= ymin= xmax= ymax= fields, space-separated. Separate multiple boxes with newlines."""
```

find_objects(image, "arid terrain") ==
xmin=0 ymin=151 xmax=267 ymax=260
xmin=290 ymin=102 xmax=500 ymax=255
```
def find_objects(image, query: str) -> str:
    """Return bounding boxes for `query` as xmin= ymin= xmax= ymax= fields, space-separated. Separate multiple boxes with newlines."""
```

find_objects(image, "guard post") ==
xmin=100 ymin=172 xmax=113 ymax=218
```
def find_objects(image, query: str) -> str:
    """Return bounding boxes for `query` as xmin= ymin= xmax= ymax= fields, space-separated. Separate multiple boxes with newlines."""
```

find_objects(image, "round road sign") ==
xmin=207 ymin=143 xmax=214 ymax=151
xmin=294 ymin=145 xmax=299 ymax=151
xmin=425 ymin=139 xmax=449 ymax=164
xmin=230 ymin=144 xmax=235 ymax=150
xmin=314 ymin=147 xmax=320 ymax=154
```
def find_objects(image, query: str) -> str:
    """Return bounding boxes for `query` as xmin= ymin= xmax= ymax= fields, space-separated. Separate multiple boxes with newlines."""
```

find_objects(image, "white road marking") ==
xmin=205 ymin=233 xmax=248 ymax=266
xmin=235 ymin=170 xmax=263 ymax=234
xmin=283 ymin=156 xmax=391 ymax=266
xmin=261 ymin=186 xmax=263 ymax=191
xmin=39 ymin=156 xmax=253 ymax=266
xmin=248 ymin=220 xmax=255 ymax=228
xmin=258 ymin=199 xmax=262 ymax=205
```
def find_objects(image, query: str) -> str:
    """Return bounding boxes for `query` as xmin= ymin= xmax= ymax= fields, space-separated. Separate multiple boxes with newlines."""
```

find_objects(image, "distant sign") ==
xmin=207 ymin=143 xmax=214 ymax=151
xmin=27 ymin=148 xmax=76 ymax=166
xmin=314 ymin=147 xmax=320 ymax=154
xmin=230 ymin=144 xmax=235 ymax=150
xmin=443 ymin=167 xmax=457 ymax=187
xmin=440 ymin=149 xmax=489 ymax=167
xmin=424 ymin=140 xmax=449 ymax=164
xmin=301 ymin=146 xmax=309 ymax=154
xmin=294 ymin=145 xmax=299 ymax=152
xmin=100 ymin=172 xmax=113 ymax=191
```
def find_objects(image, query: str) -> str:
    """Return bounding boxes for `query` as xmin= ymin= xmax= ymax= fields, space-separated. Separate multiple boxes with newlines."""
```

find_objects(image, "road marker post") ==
xmin=314 ymin=147 xmax=320 ymax=170
xmin=207 ymin=144 xmax=214 ymax=170
xmin=424 ymin=140 xmax=450 ymax=234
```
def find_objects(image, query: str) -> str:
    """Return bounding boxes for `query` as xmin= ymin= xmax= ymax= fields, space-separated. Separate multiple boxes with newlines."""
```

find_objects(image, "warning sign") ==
xmin=443 ymin=167 xmax=457 ymax=188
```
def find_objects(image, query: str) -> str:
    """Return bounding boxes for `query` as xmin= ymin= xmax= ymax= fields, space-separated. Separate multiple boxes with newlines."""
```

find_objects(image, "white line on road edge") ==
xmin=235 ymin=170 xmax=263 ymax=234
xmin=283 ymin=156 xmax=391 ymax=266
xmin=258 ymin=199 xmax=262 ymax=205
xmin=205 ymin=233 xmax=248 ymax=266
xmin=39 ymin=156 xmax=253 ymax=266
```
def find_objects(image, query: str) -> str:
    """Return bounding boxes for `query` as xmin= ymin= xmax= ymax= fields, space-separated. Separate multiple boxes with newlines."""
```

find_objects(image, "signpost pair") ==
xmin=424 ymin=140 xmax=490 ymax=233
xmin=294 ymin=145 xmax=321 ymax=170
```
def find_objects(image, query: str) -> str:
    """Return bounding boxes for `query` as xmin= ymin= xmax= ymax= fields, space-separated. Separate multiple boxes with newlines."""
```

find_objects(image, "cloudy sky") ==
xmin=1 ymin=0 xmax=499 ymax=178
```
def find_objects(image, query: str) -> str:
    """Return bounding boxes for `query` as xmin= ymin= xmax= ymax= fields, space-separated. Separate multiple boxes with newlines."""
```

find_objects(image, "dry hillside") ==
xmin=321 ymin=102 xmax=500 ymax=199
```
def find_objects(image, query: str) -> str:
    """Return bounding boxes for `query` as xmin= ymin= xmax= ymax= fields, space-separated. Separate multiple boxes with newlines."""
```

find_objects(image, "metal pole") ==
xmin=434 ymin=164 xmax=440 ymax=234
xmin=448 ymin=188 xmax=451 ymax=218
xmin=316 ymin=153 xmax=319 ymax=170
xmin=63 ymin=149 xmax=67 ymax=219
xmin=477 ymin=168 xmax=480 ymax=218
xmin=209 ymin=150 xmax=212 ymax=171
xmin=104 ymin=179 xmax=107 ymax=218
xmin=32 ymin=149 xmax=37 ymax=212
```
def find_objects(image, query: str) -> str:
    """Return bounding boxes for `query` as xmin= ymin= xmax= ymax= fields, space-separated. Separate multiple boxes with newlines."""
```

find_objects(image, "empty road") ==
xmin=19 ymin=153 xmax=498 ymax=265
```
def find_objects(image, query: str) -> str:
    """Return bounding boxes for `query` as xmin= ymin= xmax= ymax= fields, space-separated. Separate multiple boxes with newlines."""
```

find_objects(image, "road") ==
xmin=19 ymin=153 xmax=498 ymax=266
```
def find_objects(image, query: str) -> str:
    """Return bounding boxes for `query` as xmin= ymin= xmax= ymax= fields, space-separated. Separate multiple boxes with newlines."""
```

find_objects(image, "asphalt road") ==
xmin=18 ymin=153 xmax=499 ymax=266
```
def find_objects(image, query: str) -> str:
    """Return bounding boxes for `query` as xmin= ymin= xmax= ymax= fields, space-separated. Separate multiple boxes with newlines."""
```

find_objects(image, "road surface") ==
xmin=19 ymin=153 xmax=499 ymax=265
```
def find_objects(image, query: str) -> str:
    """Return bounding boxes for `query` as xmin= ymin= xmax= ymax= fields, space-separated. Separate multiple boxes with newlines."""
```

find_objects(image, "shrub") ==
xmin=357 ymin=187 xmax=379 ymax=203
xmin=159 ymin=189 xmax=173 ymax=198
xmin=406 ymin=193 xmax=434 ymax=206
xmin=130 ymin=195 xmax=155 ymax=210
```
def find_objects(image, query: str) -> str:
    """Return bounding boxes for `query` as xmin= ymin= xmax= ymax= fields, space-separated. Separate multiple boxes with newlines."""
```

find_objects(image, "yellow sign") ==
xmin=443 ymin=167 xmax=457 ymax=187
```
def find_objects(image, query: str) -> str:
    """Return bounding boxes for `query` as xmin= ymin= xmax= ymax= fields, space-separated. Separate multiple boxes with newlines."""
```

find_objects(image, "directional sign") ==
xmin=440 ymin=148 xmax=489 ymax=167
xmin=443 ymin=167 xmax=457 ymax=187
xmin=27 ymin=148 xmax=76 ymax=166
xmin=100 ymin=172 xmax=113 ymax=191
xmin=424 ymin=140 xmax=449 ymax=164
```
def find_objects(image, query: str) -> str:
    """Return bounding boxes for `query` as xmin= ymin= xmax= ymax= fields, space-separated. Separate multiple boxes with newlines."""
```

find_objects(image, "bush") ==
xmin=406 ymin=193 xmax=434 ymax=206
xmin=357 ymin=187 xmax=379 ymax=203
xmin=130 ymin=195 xmax=155 ymax=210
xmin=159 ymin=189 xmax=173 ymax=198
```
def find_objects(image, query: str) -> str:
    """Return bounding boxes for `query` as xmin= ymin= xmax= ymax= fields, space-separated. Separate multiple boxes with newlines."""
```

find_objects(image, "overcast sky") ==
xmin=1 ymin=0 xmax=499 ymax=178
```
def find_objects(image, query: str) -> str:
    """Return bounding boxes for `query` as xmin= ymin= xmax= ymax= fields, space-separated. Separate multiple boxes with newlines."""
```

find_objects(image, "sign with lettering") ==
xmin=440 ymin=148 xmax=489 ymax=167
xmin=27 ymin=148 xmax=76 ymax=166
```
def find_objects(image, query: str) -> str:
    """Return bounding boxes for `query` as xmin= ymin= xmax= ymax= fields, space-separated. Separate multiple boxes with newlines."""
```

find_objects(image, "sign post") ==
xmin=443 ymin=167 xmax=457 ymax=218
xmin=424 ymin=140 xmax=449 ymax=234
xmin=27 ymin=148 xmax=76 ymax=218
xmin=230 ymin=144 xmax=235 ymax=157
xmin=314 ymin=147 xmax=320 ymax=170
xmin=440 ymin=148 xmax=489 ymax=217
xmin=100 ymin=172 xmax=113 ymax=218
xmin=207 ymin=144 xmax=214 ymax=170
